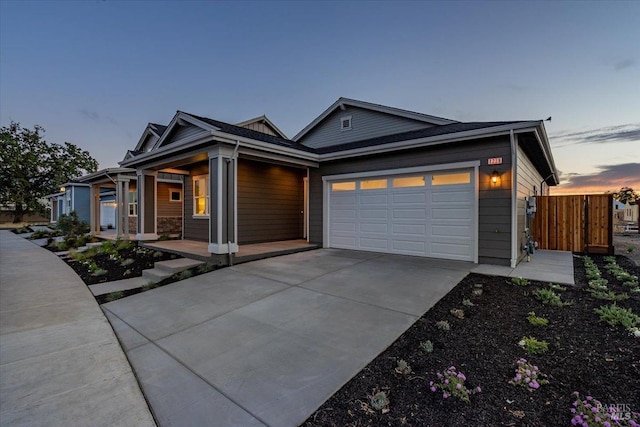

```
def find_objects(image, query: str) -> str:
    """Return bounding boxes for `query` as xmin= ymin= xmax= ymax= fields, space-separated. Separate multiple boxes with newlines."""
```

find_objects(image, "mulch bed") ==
xmin=302 ymin=255 xmax=640 ymax=426
xmin=64 ymin=245 xmax=179 ymax=285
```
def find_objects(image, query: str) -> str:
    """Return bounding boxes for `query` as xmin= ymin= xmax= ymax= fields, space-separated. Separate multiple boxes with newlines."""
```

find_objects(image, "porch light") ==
xmin=491 ymin=170 xmax=501 ymax=187
xmin=60 ymin=187 xmax=66 ymax=192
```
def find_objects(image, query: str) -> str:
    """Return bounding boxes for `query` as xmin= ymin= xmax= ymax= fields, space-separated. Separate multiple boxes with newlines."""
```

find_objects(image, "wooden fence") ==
xmin=531 ymin=194 xmax=613 ymax=254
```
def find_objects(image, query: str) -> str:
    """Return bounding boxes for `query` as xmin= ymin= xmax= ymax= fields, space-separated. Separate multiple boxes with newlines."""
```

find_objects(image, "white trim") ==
xmin=192 ymin=174 xmax=209 ymax=217
xmin=151 ymin=111 xmax=221 ymax=151
xmin=322 ymin=160 xmax=481 ymax=182
xmin=340 ymin=115 xmax=352 ymax=131
xmin=157 ymin=178 xmax=184 ymax=184
xmin=473 ymin=165 xmax=480 ymax=264
xmin=303 ymin=173 xmax=309 ymax=241
xmin=235 ymin=115 xmax=289 ymax=139
xmin=168 ymin=188 xmax=182 ymax=202
xmin=510 ymin=130 xmax=518 ymax=268
xmin=216 ymin=157 xmax=223 ymax=247
xmin=293 ymin=97 xmax=458 ymax=141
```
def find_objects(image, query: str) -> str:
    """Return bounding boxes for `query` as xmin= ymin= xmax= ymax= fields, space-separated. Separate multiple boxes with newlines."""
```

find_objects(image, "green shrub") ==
xmin=527 ymin=311 xmax=549 ymax=326
xmin=589 ymin=289 xmax=629 ymax=301
xmin=56 ymin=212 xmax=89 ymax=237
xmin=450 ymin=308 xmax=465 ymax=319
xmin=594 ymin=304 xmax=640 ymax=329
xmin=104 ymin=291 xmax=123 ymax=302
xmin=176 ymin=269 xmax=193 ymax=280
xmin=533 ymin=288 xmax=572 ymax=307
xmin=91 ymin=268 xmax=107 ymax=277
xmin=419 ymin=340 xmax=434 ymax=353
xmin=518 ymin=336 xmax=548 ymax=354
xmin=395 ymin=359 xmax=412 ymax=375
xmin=120 ymin=258 xmax=135 ymax=267
xmin=511 ymin=277 xmax=529 ymax=286
xmin=436 ymin=320 xmax=451 ymax=331
xmin=369 ymin=391 xmax=389 ymax=412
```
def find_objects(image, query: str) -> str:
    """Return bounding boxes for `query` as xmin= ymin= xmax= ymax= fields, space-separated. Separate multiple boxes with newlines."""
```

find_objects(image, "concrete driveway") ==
xmin=103 ymin=249 xmax=473 ymax=427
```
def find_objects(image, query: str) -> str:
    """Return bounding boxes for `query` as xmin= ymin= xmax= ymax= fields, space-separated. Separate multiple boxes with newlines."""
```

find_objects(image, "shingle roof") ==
xmin=182 ymin=112 xmax=316 ymax=153
xmin=151 ymin=123 xmax=167 ymax=137
xmin=314 ymin=121 xmax=521 ymax=154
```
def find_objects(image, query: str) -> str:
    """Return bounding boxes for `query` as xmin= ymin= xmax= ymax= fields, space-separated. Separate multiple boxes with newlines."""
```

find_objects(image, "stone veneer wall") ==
xmin=157 ymin=216 xmax=182 ymax=235
xmin=128 ymin=217 xmax=137 ymax=234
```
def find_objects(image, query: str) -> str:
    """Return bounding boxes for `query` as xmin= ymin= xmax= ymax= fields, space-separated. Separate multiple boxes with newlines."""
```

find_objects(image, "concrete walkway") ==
xmin=472 ymin=250 xmax=575 ymax=285
xmin=103 ymin=249 xmax=473 ymax=427
xmin=0 ymin=231 xmax=155 ymax=427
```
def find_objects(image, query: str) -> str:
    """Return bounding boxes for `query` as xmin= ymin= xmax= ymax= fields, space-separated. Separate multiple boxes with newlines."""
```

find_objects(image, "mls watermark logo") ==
xmin=596 ymin=402 xmax=633 ymax=421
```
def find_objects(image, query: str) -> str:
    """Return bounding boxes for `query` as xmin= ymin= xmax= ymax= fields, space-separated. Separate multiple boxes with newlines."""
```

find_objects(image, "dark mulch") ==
xmin=302 ymin=254 xmax=640 ymax=427
xmin=64 ymin=245 xmax=179 ymax=285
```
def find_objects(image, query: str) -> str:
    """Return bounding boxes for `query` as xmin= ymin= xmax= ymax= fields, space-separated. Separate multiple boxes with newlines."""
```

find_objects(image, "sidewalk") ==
xmin=472 ymin=250 xmax=575 ymax=285
xmin=0 ymin=231 xmax=155 ymax=427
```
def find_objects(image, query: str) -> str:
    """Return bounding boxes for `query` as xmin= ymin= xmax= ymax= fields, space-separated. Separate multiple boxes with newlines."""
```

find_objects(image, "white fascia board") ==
xmin=208 ymin=129 xmax=319 ymax=163
xmin=121 ymin=133 xmax=215 ymax=167
xmin=322 ymin=160 xmax=480 ymax=181
xmin=319 ymin=122 xmax=538 ymax=162
xmin=235 ymin=115 xmax=289 ymax=139
xmin=150 ymin=111 xmax=221 ymax=151
xmin=77 ymin=168 xmax=136 ymax=183
xmin=134 ymin=128 xmax=153 ymax=151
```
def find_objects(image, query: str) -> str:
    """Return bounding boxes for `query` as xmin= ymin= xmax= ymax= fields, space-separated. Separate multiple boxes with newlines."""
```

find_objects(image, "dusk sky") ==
xmin=1 ymin=1 xmax=638 ymax=195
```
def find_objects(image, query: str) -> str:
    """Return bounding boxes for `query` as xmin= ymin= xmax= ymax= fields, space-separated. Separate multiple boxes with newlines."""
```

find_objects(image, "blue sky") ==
xmin=1 ymin=1 xmax=639 ymax=194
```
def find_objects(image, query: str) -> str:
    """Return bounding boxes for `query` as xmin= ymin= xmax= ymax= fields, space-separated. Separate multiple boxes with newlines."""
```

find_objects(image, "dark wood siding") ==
xmin=157 ymin=182 xmax=183 ymax=217
xmin=183 ymin=162 xmax=209 ymax=242
xmin=309 ymin=136 xmax=513 ymax=265
xmin=238 ymin=159 xmax=304 ymax=244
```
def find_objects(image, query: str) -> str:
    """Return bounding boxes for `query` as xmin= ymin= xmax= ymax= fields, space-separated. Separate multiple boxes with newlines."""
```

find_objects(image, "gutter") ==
xmin=510 ymin=129 xmax=518 ymax=268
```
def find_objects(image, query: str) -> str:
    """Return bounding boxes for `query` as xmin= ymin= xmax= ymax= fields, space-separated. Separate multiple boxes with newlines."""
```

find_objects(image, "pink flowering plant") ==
xmin=509 ymin=358 xmax=549 ymax=391
xmin=429 ymin=366 xmax=481 ymax=403
xmin=571 ymin=392 xmax=640 ymax=427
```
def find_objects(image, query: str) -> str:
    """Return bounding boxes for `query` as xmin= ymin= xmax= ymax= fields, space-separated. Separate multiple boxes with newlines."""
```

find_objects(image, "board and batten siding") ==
xmin=516 ymin=143 xmax=544 ymax=262
xmin=308 ymin=136 xmax=514 ymax=265
xmin=239 ymin=122 xmax=279 ymax=137
xmin=183 ymin=162 xmax=209 ymax=242
xmin=300 ymin=106 xmax=432 ymax=149
xmin=237 ymin=159 xmax=304 ymax=244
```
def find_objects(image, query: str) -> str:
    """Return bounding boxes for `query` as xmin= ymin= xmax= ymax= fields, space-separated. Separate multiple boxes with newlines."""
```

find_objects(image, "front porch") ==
xmin=142 ymin=239 xmax=320 ymax=264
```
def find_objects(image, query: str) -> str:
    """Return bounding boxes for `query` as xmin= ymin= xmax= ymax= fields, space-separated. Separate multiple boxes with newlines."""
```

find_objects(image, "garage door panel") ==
xmin=432 ymin=224 xmax=472 ymax=237
xmin=329 ymin=168 xmax=475 ymax=262
xmin=360 ymin=222 xmax=388 ymax=233
xmin=360 ymin=194 xmax=388 ymax=205
xmin=359 ymin=237 xmax=389 ymax=250
xmin=432 ymin=189 xmax=473 ymax=203
xmin=431 ymin=208 xmax=472 ymax=220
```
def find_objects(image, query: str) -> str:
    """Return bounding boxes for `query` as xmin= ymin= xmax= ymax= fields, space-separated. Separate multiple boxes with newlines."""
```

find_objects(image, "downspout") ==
xmin=510 ymin=129 xmax=518 ymax=268
xmin=226 ymin=140 xmax=240 ymax=265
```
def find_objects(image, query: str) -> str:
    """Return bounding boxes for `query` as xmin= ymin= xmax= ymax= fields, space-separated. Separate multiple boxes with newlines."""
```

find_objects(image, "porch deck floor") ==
xmin=143 ymin=239 xmax=320 ymax=263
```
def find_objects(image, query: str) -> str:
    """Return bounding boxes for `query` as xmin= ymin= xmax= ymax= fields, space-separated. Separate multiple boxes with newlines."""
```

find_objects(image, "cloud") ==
xmin=79 ymin=108 xmax=118 ymax=124
xmin=614 ymin=58 xmax=636 ymax=71
xmin=552 ymin=163 xmax=640 ymax=194
xmin=551 ymin=123 xmax=640 ymax=148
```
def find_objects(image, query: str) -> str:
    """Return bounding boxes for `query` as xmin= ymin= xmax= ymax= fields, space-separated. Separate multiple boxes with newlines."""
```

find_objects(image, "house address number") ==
xmin=488 ymin=157 xmax=503 ymax=165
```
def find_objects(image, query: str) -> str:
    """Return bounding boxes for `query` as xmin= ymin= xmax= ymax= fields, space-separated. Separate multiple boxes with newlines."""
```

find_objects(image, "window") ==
xmin=360 ymin=179 xmax=388 ymax=190
xmin=392 ymin=176 xmax=425 ymax=188
xmin=128 ymin=191 xmax=138 ymax=216
xmin=169 ymin=188 xmax=182 ymax=202
xmin=340 ymin=115 xmax=352 ymax=131
xmin=431 ymin=172 xmax=471 ymax=186
xmin=331 ymin=181 xmax=356 ymax=191
xmin=193 ymin=175 xmax=209 ymax=216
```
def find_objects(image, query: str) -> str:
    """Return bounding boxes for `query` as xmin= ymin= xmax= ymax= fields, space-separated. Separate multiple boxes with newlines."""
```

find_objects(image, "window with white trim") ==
xmin=128 ymin=191 xmax=138 ymax=216
xmin=431 ymin=172 xmax=471 ymax=186
xmin=392 ymin=176 xmax=425 ymax=188
xmin=331 ymin=181 xmax=356 ymax=191
xmin=340 ymin=115 xmax=352 ymax=131
xmin=169 ymin=188 xmax=182 ymax=202
xmin=193 ymin=175 xmax=209 ymax=216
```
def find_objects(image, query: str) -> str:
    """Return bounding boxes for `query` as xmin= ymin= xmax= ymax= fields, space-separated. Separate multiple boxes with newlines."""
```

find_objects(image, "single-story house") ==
xmin=46 ymin=182 xmax=91 ymax=224
xmin=624 ymin=202 xmax=639 ymax=224
xmin=119 ymin=98 xmax=558 ymax=267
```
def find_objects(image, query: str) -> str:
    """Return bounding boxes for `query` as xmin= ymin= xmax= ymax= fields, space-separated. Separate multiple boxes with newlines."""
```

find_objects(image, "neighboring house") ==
xmin=119 ymin=98 xmax=558 ymax=267
xmin=46 ymin=183 xmax=91 ymax=224
xmin=624 ymin=202 xmax=639 ymax=223
xmin=613 ymin=200 xmax=625 ymax=222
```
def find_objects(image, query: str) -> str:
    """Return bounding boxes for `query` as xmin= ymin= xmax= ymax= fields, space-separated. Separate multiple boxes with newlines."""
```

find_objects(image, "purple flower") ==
xmin=529 ymin=380 xmax=539 ymax=389
xmin=525 ymin=377 xmax=531 ymax=383
xmin=456 ymin=383 xmax=462 ymax=390
xmin=514 ymin=373 xmax=522 ymax=381
xmin=603 ymin=422 xmax=611 ymax=427
xmin=573 ymin=401 xmax=579 ymax=407
xmin=591 ymin=407 xmax=598 ymax=413
xmin=429 ymin=381 xmax=434 ymax=386
xmin=525 ymin=369 xmax=531 ymax=376
xmin=430 ymin=386 xmax=436 ymax=392
xmin=476 ymin=386 xmax=481 ymax=393
xmin=444 ymin=379 xmax=449 ymax=384
xmin=571 ymin=417 xmax=578 ymax=425
xmin=595 ymin=417 xmax=601 ymax=423
xmin=443 ymin=392 xmax=449 ymax=399
xmin=586 ymin=396 xmax=592 ymax=401
xmin=437 ymin=372 xmax=443 ymax=378
xmin=457 ymin=373 xmax=466 ymax=380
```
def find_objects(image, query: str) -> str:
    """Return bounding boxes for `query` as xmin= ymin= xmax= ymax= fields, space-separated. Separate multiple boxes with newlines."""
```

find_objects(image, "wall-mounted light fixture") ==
xmin=491 ymin=170 xmax=501 ymax=187
xmin=59 ymin=187 xmax=66 ymax=192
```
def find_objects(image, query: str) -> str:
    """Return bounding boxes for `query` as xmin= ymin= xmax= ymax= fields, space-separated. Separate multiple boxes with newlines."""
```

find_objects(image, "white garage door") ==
xmin=328 ymin=169 xmax=476 ymax=261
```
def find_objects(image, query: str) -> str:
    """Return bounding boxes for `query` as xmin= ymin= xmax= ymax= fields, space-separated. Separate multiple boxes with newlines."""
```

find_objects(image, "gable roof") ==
xmin=134 ymin=122 xmax=169 ymax=152
xmin=292 ymin=97 xmax=459 ymax=142
xmin=235 ymin=115 xmax=288 ymax=139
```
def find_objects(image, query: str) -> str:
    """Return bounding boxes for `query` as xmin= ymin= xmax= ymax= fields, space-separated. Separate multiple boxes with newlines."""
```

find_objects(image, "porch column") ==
xmin=207 ymin=146 xmax=238 ymax=254
xmin=136 ymin=170 xmax=158 ymax=241
xmin=116 ymin=177 xmax=131 ymax=239
xmin=90 ymin=184 xmax=101 ymax=235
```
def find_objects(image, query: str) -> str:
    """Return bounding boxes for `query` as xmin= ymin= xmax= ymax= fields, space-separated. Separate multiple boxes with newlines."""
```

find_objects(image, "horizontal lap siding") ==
xmin=309 ymin=136 xmax=513 ymax=264
xmin=157 ymin=182 xmax=182 ymax=217
xmin=183 ymin=162 xmax=209 ymax=242
xmin=516 ymin=143 xmax=544 ymax=262
xmin=302 ymin=106 xmax=431 ymax=149
xmin=238 ymin=159 xmax=304 ymax=244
